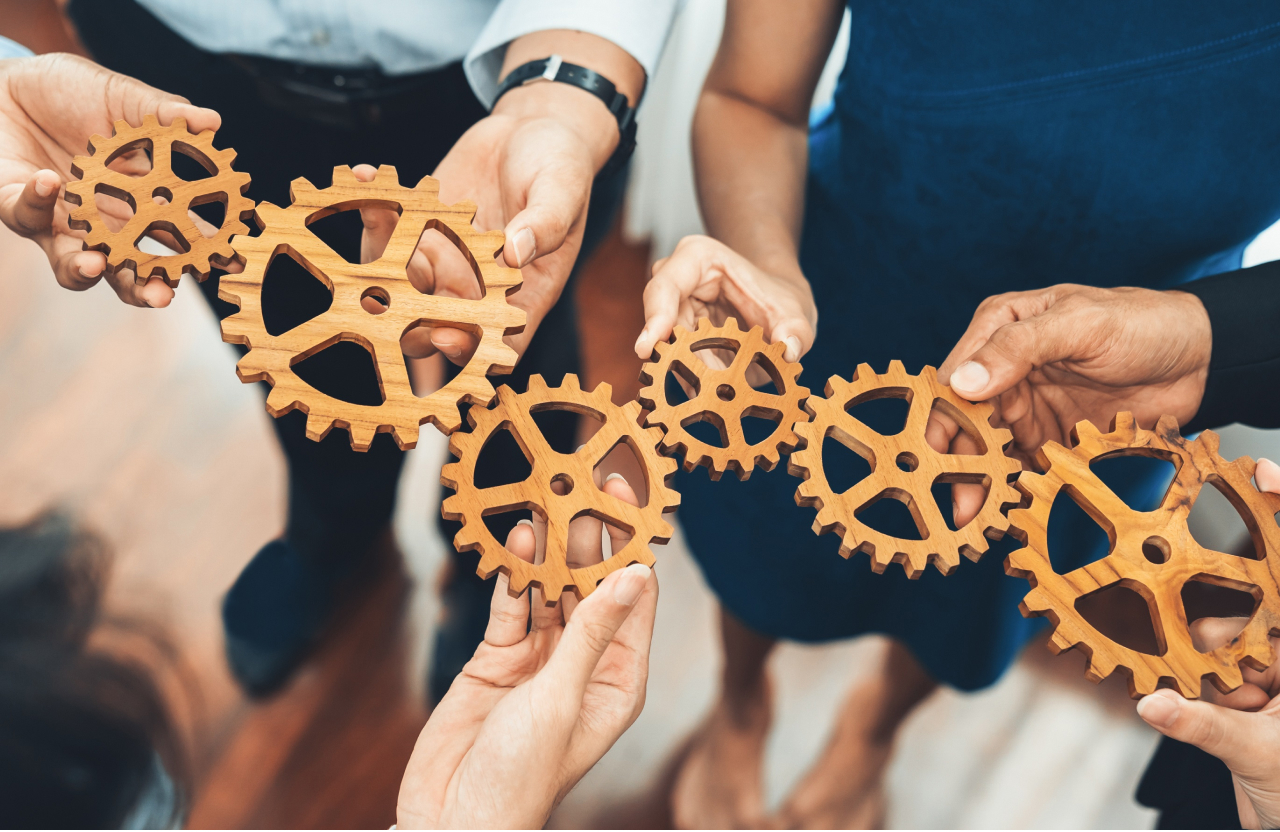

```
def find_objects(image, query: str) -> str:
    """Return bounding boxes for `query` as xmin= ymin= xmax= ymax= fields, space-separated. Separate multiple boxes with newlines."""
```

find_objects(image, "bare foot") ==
xmin=775 ymin=640 xmax=937 ymax=829
xmin=774 ymin=728 xmax=891 ymax=829
xmin=671 ymin=679 xmax=773 ymax=829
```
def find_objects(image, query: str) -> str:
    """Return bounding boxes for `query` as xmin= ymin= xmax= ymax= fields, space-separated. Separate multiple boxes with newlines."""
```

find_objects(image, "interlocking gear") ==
xmin=788 ymin=361 xmax=1021 ymax=578
xmin=220 ymin=165 xmax=525 ymax=450
xmin=65 ymin=114 xmax=252 ymax=284
xmin=637 ymin=318 xmax=809 ymax=480
xmin=1008 ymin=413 xmax=1280 ymax=698
xmin=441 ymin=374 xmax=681 ymax=604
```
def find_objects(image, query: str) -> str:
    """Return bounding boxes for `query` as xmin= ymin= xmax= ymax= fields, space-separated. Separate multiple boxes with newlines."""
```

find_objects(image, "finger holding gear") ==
xmin=637 ymin=317 xmax=809 ymax=480
xmin=64 ymin=113 xmax=253 ymax=286
xmin=1007 ymin=412 xmax=1280 ymax=699
xmin=219 ymin=165 xmax=526 ymax=451
xmin=441 ymin=374 xmax=680 ymax=605
xmin=788 ymin=361 xmax=1022 ymax=579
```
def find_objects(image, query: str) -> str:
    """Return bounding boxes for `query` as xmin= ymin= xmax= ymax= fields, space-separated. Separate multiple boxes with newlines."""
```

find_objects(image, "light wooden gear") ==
xmin=220 ymin=165 xmax=525 ymax=450
xmin=64 ymin=114 xmax=253 ymax=285
xmin=441 ymin=374 xmax=681 ymax=604
xmin=636 ymin=318 xmax=809 ymax=480
xmin=788 ymin=361 xmax=1021 ymax=578
xmin=1007 ymin=412 xmax=1280 ymax=698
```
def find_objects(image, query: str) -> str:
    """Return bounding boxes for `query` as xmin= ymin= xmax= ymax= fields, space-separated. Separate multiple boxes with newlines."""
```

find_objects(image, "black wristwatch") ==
xmin=492 ymin=54 xmax=637 ymax=179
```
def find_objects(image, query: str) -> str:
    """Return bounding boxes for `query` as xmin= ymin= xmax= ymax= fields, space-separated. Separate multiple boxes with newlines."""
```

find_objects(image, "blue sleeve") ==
xmin=0 ymin=36 xmax=35 ymax=60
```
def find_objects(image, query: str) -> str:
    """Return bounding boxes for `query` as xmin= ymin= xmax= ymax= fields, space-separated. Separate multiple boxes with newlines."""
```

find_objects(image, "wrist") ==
xmin=1165 ymin=289 xmax=1213 ymax=376
xmin=491 ymin=79 xmax=619 ymax=172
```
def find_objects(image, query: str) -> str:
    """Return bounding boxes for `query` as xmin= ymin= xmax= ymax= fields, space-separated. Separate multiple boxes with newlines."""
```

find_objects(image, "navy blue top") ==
xmin=678 ymin=2 xmax=1280 ymax=690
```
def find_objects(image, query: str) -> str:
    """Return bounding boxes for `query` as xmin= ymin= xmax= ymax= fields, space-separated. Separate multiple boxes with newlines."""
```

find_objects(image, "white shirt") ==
xmin=134 ymin=0 xmax=680 ymax=107
xmin=0 ymin=36 xmax=34 ymax=60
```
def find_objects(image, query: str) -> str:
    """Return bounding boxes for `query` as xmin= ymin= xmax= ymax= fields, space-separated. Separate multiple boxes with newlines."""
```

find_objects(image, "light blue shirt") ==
xmin=135 ymin=0 xmax=680 ymax=107
xmin=0 ymin=35 xmax=34 ymax=60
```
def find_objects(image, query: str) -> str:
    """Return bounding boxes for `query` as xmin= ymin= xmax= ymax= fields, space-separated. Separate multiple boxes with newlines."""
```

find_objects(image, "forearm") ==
xmin=495 ymin=30 xmax=644 ymax=173
xmin=1182 ymin=259 xmax=1280 ymax=432
xmin=692 ymin=89 xmax=809 ymax=282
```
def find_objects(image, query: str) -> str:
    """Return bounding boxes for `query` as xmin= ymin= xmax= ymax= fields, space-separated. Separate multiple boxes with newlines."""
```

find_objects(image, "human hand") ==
xmin=930 ymin=284 xmax=1211 ymax=525
xmin=634 ymin=234 xmax=816 ymax=365
xmin=1136 ymin=457 xmax=1280 ymax=828
xmin=396 ymin=474 xmax=658 ymax=829
xmin=0 ymin=52 xmax=222 ymax=307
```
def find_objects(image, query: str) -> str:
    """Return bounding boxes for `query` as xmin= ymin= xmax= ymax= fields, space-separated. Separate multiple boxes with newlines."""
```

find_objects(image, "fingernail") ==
xmin=613 ymin=564 xmax=649 ymax=605
xmin=511 ymin=227 xmax=537 ymax=268
xmin=430 ymin=334 xmax=462 ymax=358
xmin=605 ymin=472 xmax=628 ymax=485
xmin=34 ymin=178 xmax=55 ymax=198
xmin=517 ymin=518 xmax=534 ymax=528
xmin=783 ymin=335 xmax=802 ymax=363
xmin=951 ymin=361 xmax=991 ymax=396
xmin=1136 ymin=692 xmax=1180 ymax=728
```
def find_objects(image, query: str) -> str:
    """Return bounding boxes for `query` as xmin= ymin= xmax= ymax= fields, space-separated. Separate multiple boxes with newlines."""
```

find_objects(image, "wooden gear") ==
xmin=637 ymin=318 xmax=809 ymax=480
xmin=441 ymin=374 xmax=680 ymax=604
xmin=65 ymin=114 xmax=253 ymax=285
xmin=220 ymin=166 xmax=525 ymax=450
xmin=788 ymin=362 xmax=1021 ymax=578
xmin=1008 ymin=413 xmax=1280 ymax=699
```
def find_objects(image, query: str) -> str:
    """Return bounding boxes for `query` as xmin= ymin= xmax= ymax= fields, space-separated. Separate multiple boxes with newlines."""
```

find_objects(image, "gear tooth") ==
xmin=264 ymin=385 xmax=293 ymax=413
xmin=440 ymin=462 xmax=462 ymax=488
xmin=1047 ymin=627 xmax=1073 ymax=653
xmin=527 ymin=374 xmax=547 ymax=392
xmin=853 ymin=363 xmax=875 ymax=381
xmin=695 ymin=318 xmax=713 ymax=334
xmin=1155 ymin=413 xmax=1182 ymax=434
xmin=562 ymin=373 xmax=580 ymax=391
xmin=305 ymin=412 xmax=335 ymax=441
xmin=1198 ymin=429 xmax=1222 ymax=455
xmin=887 ymin=359 xmax=907 ymax=376
xmin=113 ymin=119 xmax=132 ymax=135
xmin=374 ymin=165 xmax=401 ymax=186
xmin=348 ymin=424 xmax=377 ymax=451
xmin=1111 ymin=411 xmax=1137 ymax=434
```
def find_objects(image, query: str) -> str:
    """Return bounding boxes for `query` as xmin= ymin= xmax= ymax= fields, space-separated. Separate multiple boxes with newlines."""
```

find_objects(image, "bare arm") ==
xmin=694 ymin=0 xmax=843 ymax=280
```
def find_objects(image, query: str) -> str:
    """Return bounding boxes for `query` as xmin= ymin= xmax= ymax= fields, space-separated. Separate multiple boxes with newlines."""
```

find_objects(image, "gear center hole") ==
xmin=552 ymin=473 xmax=575 ymax=495
xmin=716 ymin=384 xmax=736 ymax=402
xmin=896 ymin=452 xmax=919 ymax=473
xmin=361 ymin=286 xmax=391 ymax=315
xmin=1142 ymin=535 xmax=1171 ymax=564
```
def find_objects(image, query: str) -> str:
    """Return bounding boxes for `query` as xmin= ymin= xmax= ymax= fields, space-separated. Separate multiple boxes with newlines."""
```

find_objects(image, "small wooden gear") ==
xmin=65 ymin=114 xmax=253 ymax=284
xmin=220 ymin=165 xmax=525 ymax=450
xmin=636 ymin=317 xmax=809 ymax=480
xmin=788 ymin=362 xmax=1021 ymax=578
xmin=441 ymin=374 xmax=681 ymax=604
xmin=1008 ymin=412 xmax=1280 ymax=698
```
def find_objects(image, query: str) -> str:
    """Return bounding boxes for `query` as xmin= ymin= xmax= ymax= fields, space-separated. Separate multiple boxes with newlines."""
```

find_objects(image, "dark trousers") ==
xmin=66 ymin=2 xmax=623 ymax=596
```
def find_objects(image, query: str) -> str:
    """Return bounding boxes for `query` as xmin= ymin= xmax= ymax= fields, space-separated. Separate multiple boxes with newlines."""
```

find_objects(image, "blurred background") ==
xmin=4 ymin=0 xmax=1280 ymax=827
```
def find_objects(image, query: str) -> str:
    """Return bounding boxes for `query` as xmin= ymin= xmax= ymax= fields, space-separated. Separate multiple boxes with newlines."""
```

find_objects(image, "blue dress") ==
xmin=679 ymin=1 xmax=1280 ymax=690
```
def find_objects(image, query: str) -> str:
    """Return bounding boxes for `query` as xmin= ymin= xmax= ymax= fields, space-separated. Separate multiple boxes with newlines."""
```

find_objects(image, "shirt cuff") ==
xmin=464 ymin=0 xmax=681 ymax=109
xmin=0 ymin=36 xmax=35 ymax=60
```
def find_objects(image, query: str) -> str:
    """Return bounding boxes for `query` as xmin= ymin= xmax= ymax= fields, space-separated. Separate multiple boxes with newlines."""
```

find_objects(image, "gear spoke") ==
xmin=476 ymin=481 xmax=537 ymax=514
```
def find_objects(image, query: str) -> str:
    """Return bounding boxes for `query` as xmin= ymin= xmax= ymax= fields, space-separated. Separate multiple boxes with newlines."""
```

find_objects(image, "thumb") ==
xmin=1137 ymin=689 xmax=1269 ymax=773
xmin=949 ymin=316 xmax=1072 ymax=401
xmin=1255 ymin=457 xmax=1280 ymax=494
xmin=768 ymin=316 xmax=815 ymax=364
xmin=501 ymin=167 xmax=590 ymax=269
xmin=1 ymin=169 xmax=61 ymax=240
xmin=540 ymin=563 xmax=650 ymax=697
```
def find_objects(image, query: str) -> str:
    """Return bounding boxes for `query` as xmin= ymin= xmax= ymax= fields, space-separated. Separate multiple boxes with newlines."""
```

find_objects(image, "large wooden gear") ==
xmin=788 ymin=362 xmax=1021 ymax=578
xmin=220 ymin=165 xmax=525 ymax=451
xmin=1008 ymin=413 xmax=1280 ymax=698
xmin=65 ymin=114 xmax=253 ymax=284
xmin=441 ymin=374 xmax=681 ymax=604
xmin=637 ymin=318 xmax=809 ymax=480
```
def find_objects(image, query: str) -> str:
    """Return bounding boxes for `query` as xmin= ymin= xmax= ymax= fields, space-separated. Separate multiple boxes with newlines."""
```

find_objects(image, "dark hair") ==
xmin=0 ymin=514 xmax=185 ymax=827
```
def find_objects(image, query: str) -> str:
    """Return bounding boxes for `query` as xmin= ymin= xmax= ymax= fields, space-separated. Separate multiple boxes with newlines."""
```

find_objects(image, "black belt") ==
xmin=224 ymin=54 xmax=461 ymax=130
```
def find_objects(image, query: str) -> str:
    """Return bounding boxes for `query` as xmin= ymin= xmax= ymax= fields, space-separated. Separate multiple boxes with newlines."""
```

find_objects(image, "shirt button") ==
xmin=311 ymin=28 xmax=331 ymax=46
